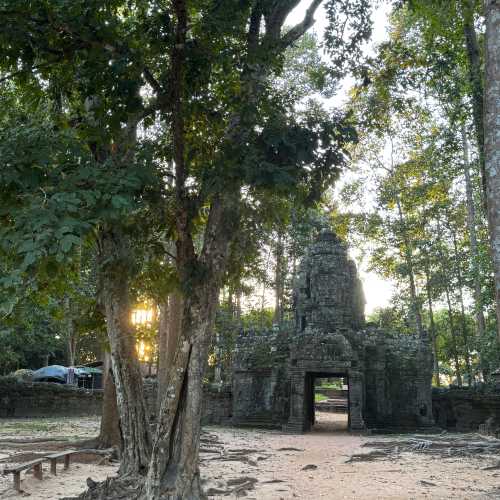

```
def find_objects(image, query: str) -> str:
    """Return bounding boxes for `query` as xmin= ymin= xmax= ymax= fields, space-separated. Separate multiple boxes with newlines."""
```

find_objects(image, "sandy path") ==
xmin=0 ymin=414 xmax=499 ymax=499
xmin=201 ymin=413 xmax=500 ymax=499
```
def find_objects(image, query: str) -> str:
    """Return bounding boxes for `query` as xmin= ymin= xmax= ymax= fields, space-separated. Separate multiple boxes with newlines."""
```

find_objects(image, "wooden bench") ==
xmin=45 ymin=450 xmax=77 ymax=475
xmin=3 ymin=450 xmax=79 ymax=491
xmin=3 ymin=458 xmax=45 ymax=492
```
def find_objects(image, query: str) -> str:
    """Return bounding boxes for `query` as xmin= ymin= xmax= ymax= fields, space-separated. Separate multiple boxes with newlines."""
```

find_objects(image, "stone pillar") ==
xmin=348 ymin=370 xmax=365 ymax=430
xmin=283 ymin=369 xmax=307 ymax=433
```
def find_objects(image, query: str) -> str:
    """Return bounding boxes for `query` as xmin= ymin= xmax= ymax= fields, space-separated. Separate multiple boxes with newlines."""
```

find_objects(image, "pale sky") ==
xmin=287 ymin=0 xmax=395 ymax=315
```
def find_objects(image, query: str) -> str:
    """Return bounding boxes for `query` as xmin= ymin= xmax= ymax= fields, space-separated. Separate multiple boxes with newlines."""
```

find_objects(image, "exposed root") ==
xmin=346 ymin=433 xmax=500 ymax=463
xmin=61 ymin=474 xmax=143 ymax=500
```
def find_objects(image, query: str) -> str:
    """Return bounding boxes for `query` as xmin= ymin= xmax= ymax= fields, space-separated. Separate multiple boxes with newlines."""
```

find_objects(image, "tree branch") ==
xmin=280 ymin=0 xmax=323 ymax=49
xmin=143 ymin=67 xmax=165 ymax=96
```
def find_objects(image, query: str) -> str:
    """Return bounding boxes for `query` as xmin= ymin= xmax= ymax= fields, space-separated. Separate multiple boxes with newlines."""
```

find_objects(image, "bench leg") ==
xmin=13 ymin=472 xmax=21 ymax=492
xmin=50 ymin=458 xmax=57 ymax=475
xmin=64 ymin=454 xmax=71 ymax=470
xmin=33 ymin=463 xmax=43 ymax=480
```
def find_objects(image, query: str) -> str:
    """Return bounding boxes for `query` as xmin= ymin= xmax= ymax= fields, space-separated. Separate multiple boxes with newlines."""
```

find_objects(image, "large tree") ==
xmin=0 ymin=0 xmax=371 ymax=497
xmin=484 ymin=0 xmax=500 ymax=340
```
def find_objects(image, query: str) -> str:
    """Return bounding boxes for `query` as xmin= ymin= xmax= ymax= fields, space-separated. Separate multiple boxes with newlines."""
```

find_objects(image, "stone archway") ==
xmin=284 ymin=362 xmax=365 ymax=433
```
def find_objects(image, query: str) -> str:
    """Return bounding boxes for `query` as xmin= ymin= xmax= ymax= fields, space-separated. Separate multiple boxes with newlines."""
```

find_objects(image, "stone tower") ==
xmin=294 ymin=229 xmax=365 ymax=332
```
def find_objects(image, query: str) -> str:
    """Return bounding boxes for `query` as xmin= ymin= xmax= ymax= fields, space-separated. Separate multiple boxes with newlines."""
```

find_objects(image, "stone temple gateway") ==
xmin=232 ymin=230 xmax=434 ymax=433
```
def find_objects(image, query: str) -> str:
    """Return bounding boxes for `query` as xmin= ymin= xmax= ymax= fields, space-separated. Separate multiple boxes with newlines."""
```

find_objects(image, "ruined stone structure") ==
xmin=232 ymin=230 xmax=434 ymax=432
xmin=0 ymin=377 xmax=103 ymax=418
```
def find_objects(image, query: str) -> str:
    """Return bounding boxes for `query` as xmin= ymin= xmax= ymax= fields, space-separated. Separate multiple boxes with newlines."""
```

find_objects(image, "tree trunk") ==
xmin=484 ymin=0 xmax=500 ymax=342
xmin=235 ymin=290 xmax=242 ymax=322
xmin=449 ymin=223 xmax=473 ymax=384
xmin=461 ymin=0 xmax=487 ymax=208
xmin=444 ymin=284 xmax=463 ymax=387
xmin=157 ymin=299 xmax=169 ymax=412
xmin=274 ymin=232 xmax=285 ymax=325
xmin=97 ymin=352 xmax=122 ymax=450
xmin=395 ymin=196 xmax=424 ymax=337
xmin=64 ymin=296 xmax=77 ymax=366
xmin=461 ymin=125 xmax=487 ymax=341
xmin=98 ymin=227 xmax=152 ymax=475
xmin=143 ymin=284 xmax=218 ymax=499
xmin=424 ymin=263 xmax=440 ymax=386
xmin=143 ymin=186 xmax=240 ymax=498
xmin=157 ymin=293 xmax=183 ymax=411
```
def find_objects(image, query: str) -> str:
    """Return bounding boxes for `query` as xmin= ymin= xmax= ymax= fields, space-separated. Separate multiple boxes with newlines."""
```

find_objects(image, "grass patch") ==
xmin=315 ymin=393 xmax=328 ymax=402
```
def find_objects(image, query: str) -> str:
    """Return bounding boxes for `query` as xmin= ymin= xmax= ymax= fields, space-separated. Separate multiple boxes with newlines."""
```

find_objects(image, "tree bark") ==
xmin=143 ymin=292 xmax=217 ymax=499
xmin=144 ymin=193 xmax=239 ymax=498
xmin=273 ymin=232 xmax=285 ymax=325
xmin=461 ymin=0 xmax=487 ymax=208
xmin=98 ymin=227 xmax=152 ymax=475
xmin=450 ymin=228 xmax=473 ymax=384
xmin=97 ymin=352 xmax=122 ymax=451
xmin=395 ymin=195 xmax=424 ymax=337
xmin=157 ymin=293 xmax=183 ymax=411
xmin=484 ymin=0 xmax=500 ymax=342
xmin=424 ymin=262 xmax=440 ymax=386
xmin=461 ymin=125 xmax=487 ymax=341
xmin=444 ymin=284 xmax=463 ymax=387
xmin=64 ymin=296 xmax=77 ymax=367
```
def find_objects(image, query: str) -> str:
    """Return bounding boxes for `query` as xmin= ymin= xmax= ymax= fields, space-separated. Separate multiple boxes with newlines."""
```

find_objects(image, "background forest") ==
xmin=1 ymin=0 xmax=497 ymax=389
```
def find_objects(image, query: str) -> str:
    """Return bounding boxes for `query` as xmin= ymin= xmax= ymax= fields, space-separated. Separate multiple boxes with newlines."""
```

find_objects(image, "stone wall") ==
xmin=0 ymin=377 xmax=102 ymax=418
xmin=232 ymin=328 xmax=290 ymax=428
xmin=432 ymin=388 xmax=500 ymax=434
xmin=139 ymin=378 xmax=234 ymax=426
xmin=201 ymin=385 xmax=233 ymax=425
xmin=362 ymin=330 xmax=434 ymax=429
xmin=0 ymin=376 xmax=233 ymax=425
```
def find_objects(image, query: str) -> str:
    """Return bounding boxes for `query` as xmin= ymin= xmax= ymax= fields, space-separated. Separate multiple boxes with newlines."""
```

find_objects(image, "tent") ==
xmin=32 ymin=365 xmax=69 ymax=383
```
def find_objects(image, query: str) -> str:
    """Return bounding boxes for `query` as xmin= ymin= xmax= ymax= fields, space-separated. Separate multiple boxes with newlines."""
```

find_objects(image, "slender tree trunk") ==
xmin=395 ymin=196 xmax=424 ymax=336
xmin=424 ymin=263 xmax=440 ymax=386
xmin=461 ymin=0 xmax=487 ymax=208
xmin=461 ymin=125 xmax=487 ymax=341
xmin=235 ymin=290 xmax=242 ymax=323
xmin=484 ymin=0 xmax=500 ymax=342
xmin=449 ymin=223 xmax=473 ymax=384
xmin=444 ymin=284 xmax=463 ymax=387
xmin=97 ymin=352 xmax=122 ymax=450
xmin=435 ymin=220 xmax=463 ymax=386
xmin=64 ymin=296 xmax=77 ymax=366
xmin=260 ymin=246 xmax=272 ymax=327
xmin=274 ymin=232 xmax=284 ymax=325
xmin=98 ymin=227 xmax=152 ymax=475
xmin=157 ymin=299 xmax=169 ymax=412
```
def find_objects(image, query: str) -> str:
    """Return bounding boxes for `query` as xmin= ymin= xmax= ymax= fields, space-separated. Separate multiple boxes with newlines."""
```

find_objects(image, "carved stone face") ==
xmin=295 ymin=231 xmax=365 ymax=332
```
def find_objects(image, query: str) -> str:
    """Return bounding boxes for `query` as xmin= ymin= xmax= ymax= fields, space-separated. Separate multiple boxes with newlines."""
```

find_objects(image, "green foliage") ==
xmin=0 ymin=0 xmax=375 ymax=379
xmin=343 ymin=1 xmax=498 ymax=385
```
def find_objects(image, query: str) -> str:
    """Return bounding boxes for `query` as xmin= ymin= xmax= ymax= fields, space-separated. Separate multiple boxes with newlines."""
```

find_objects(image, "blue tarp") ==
xmin=32 ymin=365 xmax=69 ymax=383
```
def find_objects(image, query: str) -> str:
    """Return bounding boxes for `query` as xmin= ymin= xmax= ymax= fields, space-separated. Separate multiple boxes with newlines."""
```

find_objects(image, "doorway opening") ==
xmin=306 ymin=372 xmax=349 ymax=433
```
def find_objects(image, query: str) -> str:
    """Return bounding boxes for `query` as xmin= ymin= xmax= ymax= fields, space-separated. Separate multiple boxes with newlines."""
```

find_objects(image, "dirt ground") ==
xmin=1 ymin=413 xmax=499 ymax=499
